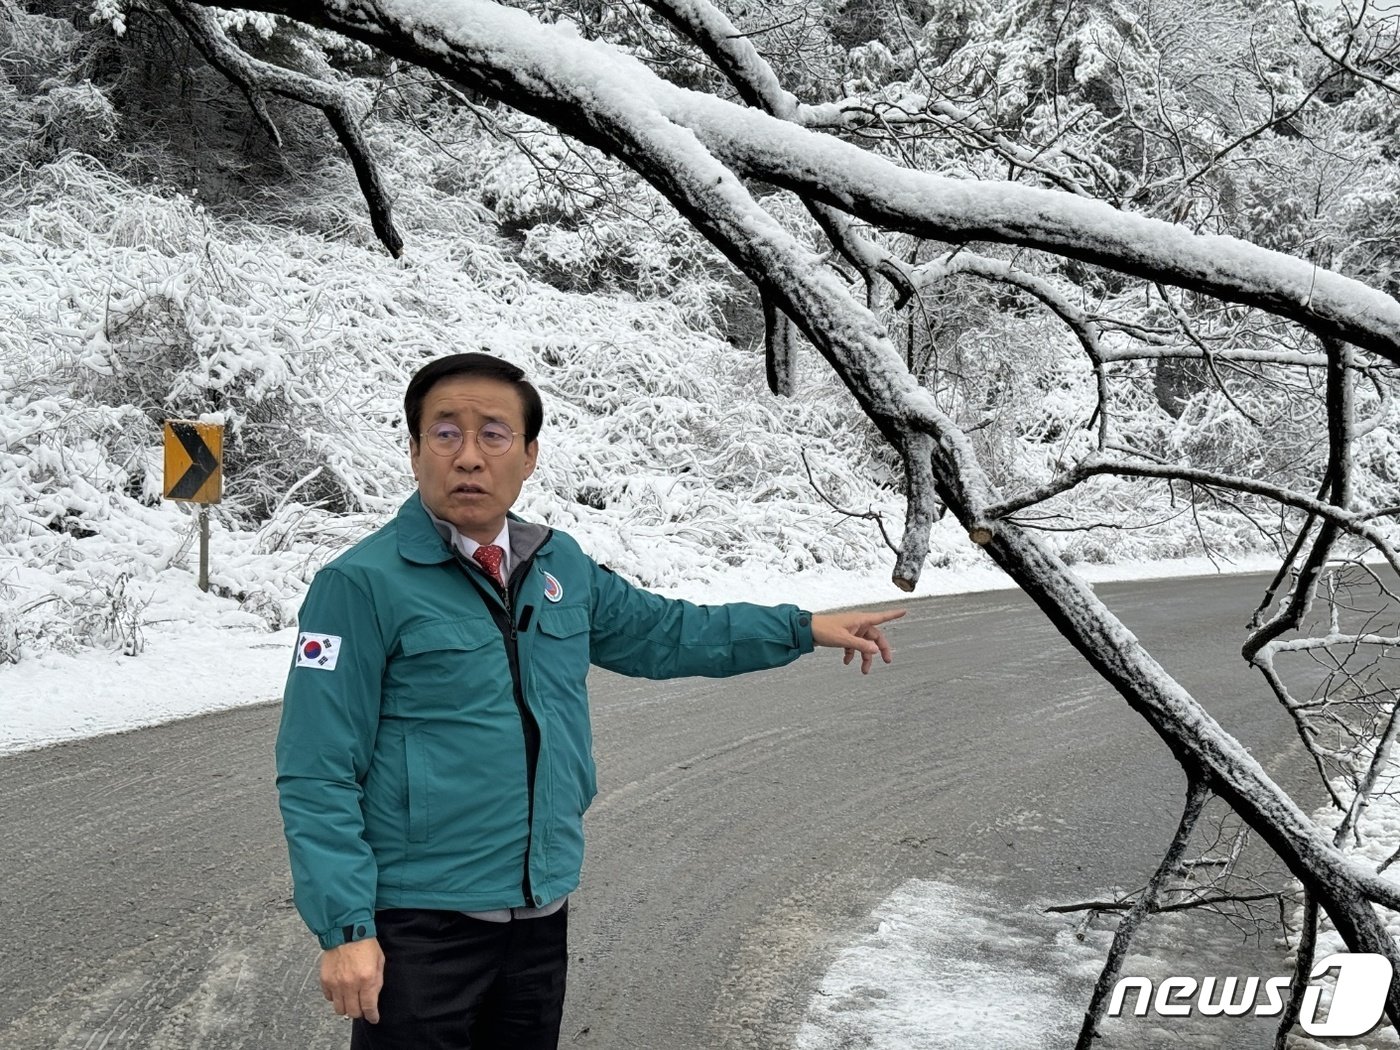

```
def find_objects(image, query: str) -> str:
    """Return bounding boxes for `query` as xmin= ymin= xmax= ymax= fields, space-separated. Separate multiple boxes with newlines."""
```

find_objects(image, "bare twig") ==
xmin=915 ymin=252 xmax=1111 ymax=449
xmin=1154 ymin=282 xmax=1262 ymax=426
xmin=1276 ymin=893 xmax=1319 ymax=1050
xmin=1048 ymin=890 xmax=1285 ymax=916
xmin=798 ymin=449 xmax=899 ymax=553
xmin=1335 ymin=696 xmax=1400 ymax=846
xmin=1242 ymin=341 xmax=1355 ymax=662
xmin=1294 ymin=0 xmax=1400 ymax=98
xmin=983 ymin=454 xmax=1400 ymax=585
xmin=1075 ymin=778 xmax=1211 ymax=1050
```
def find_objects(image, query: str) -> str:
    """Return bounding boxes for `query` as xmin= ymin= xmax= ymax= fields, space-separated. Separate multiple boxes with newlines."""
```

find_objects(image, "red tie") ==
xmin=473 ymin=544 xmax=505 ymax=587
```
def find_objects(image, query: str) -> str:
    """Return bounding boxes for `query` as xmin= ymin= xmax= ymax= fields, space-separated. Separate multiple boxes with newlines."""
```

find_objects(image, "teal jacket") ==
xmin=276 ymin=492 xmax=815 ymax=949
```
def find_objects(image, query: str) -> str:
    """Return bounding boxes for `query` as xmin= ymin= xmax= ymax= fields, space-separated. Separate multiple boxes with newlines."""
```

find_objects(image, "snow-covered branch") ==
xmin=1096 ymin=345 xmax=1330 ymax=367
xmin=892 ymin=432 xmax=938 ymax=591
xmin=1264 ymin=632 xmax=1400 ymax=654
xmin=165 ymin=1 xmax=403 ymax=257
xmin=988 ymin=452 xmax=1399 ymax=576
xmin=915 ymin=252 xmax=1110 ymax=448
xmin=191 ymin=0 xmax=1400 ymax=363
xmin=797 ymin=94 xmax=1109 ymax=199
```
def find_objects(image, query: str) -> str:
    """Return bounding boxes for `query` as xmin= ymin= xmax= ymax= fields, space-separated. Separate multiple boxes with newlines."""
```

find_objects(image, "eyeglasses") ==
xmin=420 ymin=420 xmax=519 ymax=457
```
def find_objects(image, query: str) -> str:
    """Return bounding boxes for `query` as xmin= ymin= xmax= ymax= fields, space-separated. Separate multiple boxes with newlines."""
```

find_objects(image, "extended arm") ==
xmin=586 ymin=559 xmax=814 ymax=678
xmin=586 ymin=557 xmax=904 ymax=677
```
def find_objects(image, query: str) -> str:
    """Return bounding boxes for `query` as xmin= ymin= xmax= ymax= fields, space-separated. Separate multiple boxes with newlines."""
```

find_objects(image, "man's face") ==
xmin=410 ymin=375 xmax=538 ymax=545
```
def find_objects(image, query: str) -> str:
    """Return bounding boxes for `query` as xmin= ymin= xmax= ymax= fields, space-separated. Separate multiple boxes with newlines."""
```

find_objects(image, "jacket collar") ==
xmin=395 ymin=491 xmax=551 ymax=565
xmin=509 ymin=517 xmax=551 ymax=563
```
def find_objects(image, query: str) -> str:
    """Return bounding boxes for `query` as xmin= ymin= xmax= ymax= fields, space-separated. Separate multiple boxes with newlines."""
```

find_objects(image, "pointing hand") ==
xmin=810 ymin=609 xmax=906 ymax=674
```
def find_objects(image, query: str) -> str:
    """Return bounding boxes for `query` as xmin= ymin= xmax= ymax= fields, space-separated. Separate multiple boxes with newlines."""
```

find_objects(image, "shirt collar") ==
xmin=423 ymin=506 xmax=511 ymax=576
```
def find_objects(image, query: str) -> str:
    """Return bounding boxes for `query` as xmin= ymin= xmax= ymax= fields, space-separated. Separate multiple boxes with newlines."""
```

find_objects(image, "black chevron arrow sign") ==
xmin=163 ymin=421 xmax=223 ymax=504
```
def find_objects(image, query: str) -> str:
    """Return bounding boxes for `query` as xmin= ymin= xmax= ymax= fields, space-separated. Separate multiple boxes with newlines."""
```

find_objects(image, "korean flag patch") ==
xmin=296 ymin=633 xmax=342 ymax=671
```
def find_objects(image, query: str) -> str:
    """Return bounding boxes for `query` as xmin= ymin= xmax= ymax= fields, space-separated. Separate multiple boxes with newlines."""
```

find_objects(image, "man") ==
xmin=276 ymin=352 xmax=904 ymax=1049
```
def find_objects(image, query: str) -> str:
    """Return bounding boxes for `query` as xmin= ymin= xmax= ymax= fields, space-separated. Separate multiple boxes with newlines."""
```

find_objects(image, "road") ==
xmin=0 ymin=572 xmax=1334 ymax=1049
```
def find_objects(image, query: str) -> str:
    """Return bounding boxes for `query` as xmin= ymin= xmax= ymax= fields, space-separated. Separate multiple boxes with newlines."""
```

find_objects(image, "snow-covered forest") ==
xmin=4 ymin=0 xmax=1400 ymax=1041
xmin=3 ymin=0 xmax=1394 ymax=662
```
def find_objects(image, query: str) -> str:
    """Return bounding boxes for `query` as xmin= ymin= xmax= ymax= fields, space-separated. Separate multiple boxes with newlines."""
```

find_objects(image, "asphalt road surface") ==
xmin=0 ymin=571 xmax=1341 ymax=1049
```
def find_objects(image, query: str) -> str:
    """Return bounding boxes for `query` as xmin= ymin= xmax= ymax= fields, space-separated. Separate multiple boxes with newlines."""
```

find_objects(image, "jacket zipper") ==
xmin=454 ymin=550 xmax=542 ymax=908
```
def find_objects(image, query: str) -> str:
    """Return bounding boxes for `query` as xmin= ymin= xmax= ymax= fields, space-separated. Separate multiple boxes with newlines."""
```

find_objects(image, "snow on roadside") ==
xmin=794 ymin=879 xmax=1104 ymax=1050
xmin=794 ymin=804 xmax=1400 ymax=1050
xmin=0 ymin=546 xmax=1281 ymax=755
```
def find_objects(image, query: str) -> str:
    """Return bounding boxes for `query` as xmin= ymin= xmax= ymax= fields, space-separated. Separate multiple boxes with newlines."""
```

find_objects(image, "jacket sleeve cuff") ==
xmin=795 ymin=609 xmax=815 ymax=654
xmin=317 ymin=916 xmax=378 ymax=950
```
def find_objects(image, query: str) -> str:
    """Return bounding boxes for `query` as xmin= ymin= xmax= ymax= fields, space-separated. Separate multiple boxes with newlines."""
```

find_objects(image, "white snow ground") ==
xmin=791 ymin=872 xmax=1400 ymax=1050
xmin=794 ymin=879 xmax=1106 ymax=1050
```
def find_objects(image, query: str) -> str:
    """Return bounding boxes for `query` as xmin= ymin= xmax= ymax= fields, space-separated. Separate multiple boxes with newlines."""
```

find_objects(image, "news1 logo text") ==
xmin=1108 ymin=952 xmax=1392 ymax=1039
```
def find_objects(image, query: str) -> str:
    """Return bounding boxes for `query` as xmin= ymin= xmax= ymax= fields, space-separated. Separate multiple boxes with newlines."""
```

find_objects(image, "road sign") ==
xmin=163 ymin=421 xmax=223 ymax=504
xmin=163 ymin=420 xmax=223 ymax=593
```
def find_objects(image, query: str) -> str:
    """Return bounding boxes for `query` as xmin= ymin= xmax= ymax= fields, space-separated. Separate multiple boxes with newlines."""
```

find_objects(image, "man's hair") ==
xmin=404 ymin=352 xmax=544 ymax=445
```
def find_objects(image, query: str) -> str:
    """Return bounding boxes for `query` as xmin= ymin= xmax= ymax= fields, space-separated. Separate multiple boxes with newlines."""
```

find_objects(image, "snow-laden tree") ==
xmin=98 ymin=0 xmax=1400 ymax=1039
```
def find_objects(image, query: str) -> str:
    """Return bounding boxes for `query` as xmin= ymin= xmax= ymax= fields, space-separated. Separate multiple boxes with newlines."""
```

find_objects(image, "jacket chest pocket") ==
xmin=389 ymin=619 xmax=507 ymax=709
xmin=536 ymin=604 xmax=591 ymax=685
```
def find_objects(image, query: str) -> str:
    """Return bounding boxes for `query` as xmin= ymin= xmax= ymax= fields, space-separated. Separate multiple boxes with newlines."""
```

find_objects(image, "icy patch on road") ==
xmin=795 ymin=879 xmax=1102 ymax=1049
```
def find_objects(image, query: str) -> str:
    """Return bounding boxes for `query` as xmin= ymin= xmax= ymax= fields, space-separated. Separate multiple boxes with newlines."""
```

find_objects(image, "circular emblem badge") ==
xmin=303 ymin=640 xmax=322 ymax=660
xmin=542 ymin=571 xmax=563 ymax=603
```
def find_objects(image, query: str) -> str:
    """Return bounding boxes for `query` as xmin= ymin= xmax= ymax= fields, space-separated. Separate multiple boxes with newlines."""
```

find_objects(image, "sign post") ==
xmin=199 ymin=505 xmax=211 ymax=593
xmin=162 ymin=420 xmax=224 ymax=592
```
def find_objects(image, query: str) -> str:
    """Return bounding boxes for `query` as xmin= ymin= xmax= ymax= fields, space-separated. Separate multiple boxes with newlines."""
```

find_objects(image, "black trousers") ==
xmin=349 ymin=904 xmax=568 ymax=1050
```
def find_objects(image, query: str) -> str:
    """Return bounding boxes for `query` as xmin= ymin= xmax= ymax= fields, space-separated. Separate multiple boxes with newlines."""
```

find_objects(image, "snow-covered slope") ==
xmin=0 ymin=149 xmax=1295 ymax=749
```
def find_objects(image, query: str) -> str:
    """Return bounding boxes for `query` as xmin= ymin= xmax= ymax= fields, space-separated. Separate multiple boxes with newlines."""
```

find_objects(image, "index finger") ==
xmin=863 ymin=609 xmax=906 ymax=626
